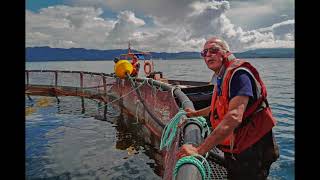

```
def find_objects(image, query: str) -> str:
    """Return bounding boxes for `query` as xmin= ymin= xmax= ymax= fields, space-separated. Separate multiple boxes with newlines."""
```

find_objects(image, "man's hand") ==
xmin=184 ymin=108 xmax=198 ymax=118
xmin=185 ymin=106 xmax=211 ymax=118
xmin=176 ymin=144 xmax=199 ymax=159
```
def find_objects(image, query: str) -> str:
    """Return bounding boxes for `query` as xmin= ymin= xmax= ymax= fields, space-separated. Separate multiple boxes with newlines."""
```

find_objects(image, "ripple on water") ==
xmin=26 ymin=96 xmax=162 ymax=179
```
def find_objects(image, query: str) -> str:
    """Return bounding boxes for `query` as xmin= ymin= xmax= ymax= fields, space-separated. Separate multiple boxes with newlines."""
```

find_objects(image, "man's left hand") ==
xmin=176 ymin=144 xmax=199 ymax=159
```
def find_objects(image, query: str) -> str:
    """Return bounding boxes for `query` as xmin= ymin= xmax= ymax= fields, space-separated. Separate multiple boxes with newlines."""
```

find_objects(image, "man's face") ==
xmin=202 ymin=42 xmax=224 ymax=72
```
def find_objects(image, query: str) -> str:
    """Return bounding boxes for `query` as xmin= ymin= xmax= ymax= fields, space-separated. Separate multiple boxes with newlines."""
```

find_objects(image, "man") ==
xmin=177 ymin=37 xmax=279 ymax=180
xmin=130 ymin=55 xmax=140 ymax=77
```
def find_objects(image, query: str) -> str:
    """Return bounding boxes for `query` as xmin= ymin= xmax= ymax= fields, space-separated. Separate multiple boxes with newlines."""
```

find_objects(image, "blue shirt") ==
xmin=229 ymin=70 xmax=257 ymax=107
xmin=210 ymin=73 xmax=217 ymax=85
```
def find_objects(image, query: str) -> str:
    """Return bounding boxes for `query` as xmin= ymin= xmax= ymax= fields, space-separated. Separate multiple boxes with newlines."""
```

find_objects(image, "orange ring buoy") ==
xmin=144 ymin=61 xmax=153 ymax=76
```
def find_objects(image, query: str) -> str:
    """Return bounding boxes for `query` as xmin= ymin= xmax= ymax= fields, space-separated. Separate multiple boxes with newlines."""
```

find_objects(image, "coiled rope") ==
xmin=160 ymin=109 xmax=187 ymax=150
xmin=159 ymin=108 xmax=212 ymax=179
xmin=173 ymin=154 xmax=213 ymax=180
xmin=159 ymin=109 xmax=210 ymax=150
xmin=185 ymin=116 xmax=211 ymax=138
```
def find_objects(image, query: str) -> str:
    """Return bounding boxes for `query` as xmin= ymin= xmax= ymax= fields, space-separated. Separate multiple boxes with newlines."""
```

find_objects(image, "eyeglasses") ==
xmin=200 ymin=47 xmax=220 ymax=57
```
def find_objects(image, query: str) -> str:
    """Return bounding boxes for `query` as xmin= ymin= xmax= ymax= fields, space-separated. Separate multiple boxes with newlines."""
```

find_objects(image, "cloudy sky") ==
xmin=26 ymin=0 xmax=294 ymax=52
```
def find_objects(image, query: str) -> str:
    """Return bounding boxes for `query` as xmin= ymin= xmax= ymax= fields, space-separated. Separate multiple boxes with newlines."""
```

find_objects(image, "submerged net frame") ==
xmin=25 ymin=70 xmax=116 ymax=102
xmin=25 ymin=69 xmax=228 ymax=180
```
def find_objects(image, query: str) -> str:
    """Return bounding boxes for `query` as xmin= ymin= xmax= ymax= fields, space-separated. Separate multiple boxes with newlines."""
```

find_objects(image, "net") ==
xmin=25 ymin=69 xmax=227 ymax=179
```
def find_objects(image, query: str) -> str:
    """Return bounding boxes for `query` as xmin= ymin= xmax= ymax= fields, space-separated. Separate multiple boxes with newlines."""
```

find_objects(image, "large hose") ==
xmin=135 ymin=78 xmax=204 ymax=180
xmin=113 ymin=63 xmax=205 ymax=179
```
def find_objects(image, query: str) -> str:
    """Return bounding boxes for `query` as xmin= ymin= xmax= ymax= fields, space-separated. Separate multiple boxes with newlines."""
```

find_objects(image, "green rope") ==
xmin=160 ymin=109 xmax=211 ymax=150
xmin=160 ymin=109 xmax=186 ymax=150
xmin=173 ymin=155 xmax=213 ymax=180
xmin=186 ymin=116 xmax=211 ymax=138
xmin=160 ymin=109 xmax=212 ymax=179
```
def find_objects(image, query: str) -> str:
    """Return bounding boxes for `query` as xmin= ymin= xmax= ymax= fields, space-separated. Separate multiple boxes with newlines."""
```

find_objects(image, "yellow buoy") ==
xmin=114 ymin=60 xmax=133 ymax=79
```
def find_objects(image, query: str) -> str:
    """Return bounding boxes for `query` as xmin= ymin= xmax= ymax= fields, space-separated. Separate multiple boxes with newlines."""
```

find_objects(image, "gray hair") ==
xmin=205 ymin=37 xmax=230 ymax=52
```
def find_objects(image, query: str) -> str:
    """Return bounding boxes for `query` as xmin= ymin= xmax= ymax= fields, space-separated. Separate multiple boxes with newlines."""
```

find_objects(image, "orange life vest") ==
xmin=210 ymin=59 xmax=276 ymax=154
xmin=131 ymin=57 xmax=139 ymax=76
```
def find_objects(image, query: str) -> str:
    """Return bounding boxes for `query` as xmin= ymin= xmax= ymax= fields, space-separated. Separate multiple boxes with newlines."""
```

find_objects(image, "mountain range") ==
xmin=26 ymin=46 xmax=294 ymax=61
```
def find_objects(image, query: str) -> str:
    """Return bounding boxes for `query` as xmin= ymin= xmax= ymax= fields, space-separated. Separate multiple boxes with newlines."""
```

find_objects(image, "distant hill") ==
xmin=234 ymin=48 xmax=294 ymax=58
xmin=26 ymin=47 xmax=128 ymax=61
xmin=26 ymin=46 xmax=294 ymax=61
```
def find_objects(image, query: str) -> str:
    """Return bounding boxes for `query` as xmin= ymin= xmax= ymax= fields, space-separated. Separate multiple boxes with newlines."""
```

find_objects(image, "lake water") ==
xmin=26 ymin=58 xmax=294 ymax=180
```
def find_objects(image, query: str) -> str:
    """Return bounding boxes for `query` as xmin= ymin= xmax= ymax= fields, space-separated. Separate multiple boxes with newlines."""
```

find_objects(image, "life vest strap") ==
xmin=243 ymin=96 xmax=267 ymax=120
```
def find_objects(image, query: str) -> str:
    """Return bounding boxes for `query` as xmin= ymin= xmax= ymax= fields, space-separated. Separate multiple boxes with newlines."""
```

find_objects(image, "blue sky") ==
xmin=26 ymin=0 xmax=294 ymax=52
xmin=27 ymin=0 xmax=64 ymax=12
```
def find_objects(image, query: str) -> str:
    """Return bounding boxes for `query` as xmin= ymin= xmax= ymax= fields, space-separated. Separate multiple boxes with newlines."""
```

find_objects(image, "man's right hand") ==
xmin=184 ymin=108 xmax=198 ymax=117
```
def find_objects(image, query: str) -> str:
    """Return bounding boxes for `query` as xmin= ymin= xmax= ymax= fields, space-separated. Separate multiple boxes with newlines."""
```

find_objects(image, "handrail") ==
xmin=26 ymin=69 xmax=114 ymax=77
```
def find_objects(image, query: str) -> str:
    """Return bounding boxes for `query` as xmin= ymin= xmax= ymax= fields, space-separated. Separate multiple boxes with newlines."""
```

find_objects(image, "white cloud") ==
xmin=26 ymin=6 xmax=117 ymax=49
xmin=184 ymin=1 xmax=229 ymax=39
xmin=210 ymin=15 xmax=295 ymax=51
xmin=26 ymin=1 xmax=294 ymax=52
xmin=225 ymin=0 xmax=294 ymax=30
xmin=107 ymin=10 xmax=145 ymax=46
xmin=246 ymin=40 xmax=294 ymax=50
xmin=225 ymin=1 xmax=275 ymax=29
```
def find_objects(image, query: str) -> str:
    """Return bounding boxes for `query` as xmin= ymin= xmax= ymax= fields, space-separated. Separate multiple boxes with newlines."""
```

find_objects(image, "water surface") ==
xmin=26 ymin=58 xmax=294 ymax=179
